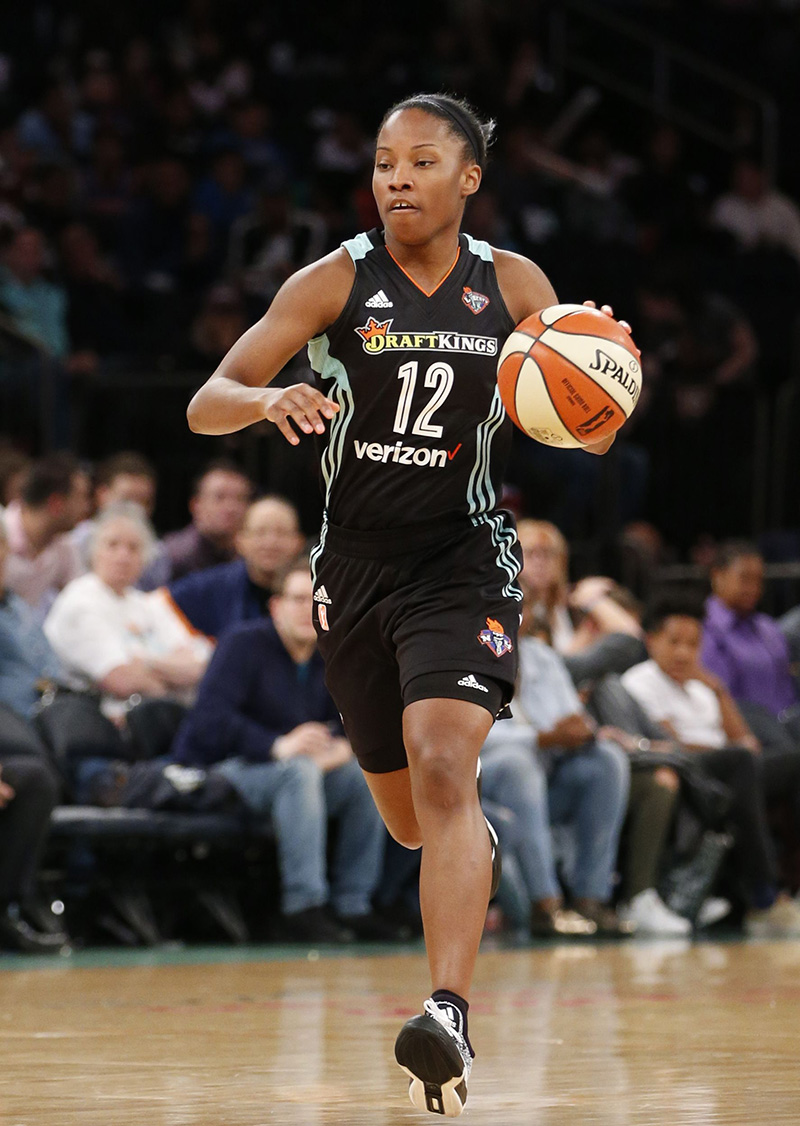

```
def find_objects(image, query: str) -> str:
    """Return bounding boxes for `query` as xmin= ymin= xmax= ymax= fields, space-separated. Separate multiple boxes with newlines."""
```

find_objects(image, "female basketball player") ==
xmin=187 ymin=93 xmax=627 ymax=1117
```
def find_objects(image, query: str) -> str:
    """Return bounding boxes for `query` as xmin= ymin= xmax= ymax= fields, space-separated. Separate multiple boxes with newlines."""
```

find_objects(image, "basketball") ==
xmin=496 ymin=303 xmax=642 ymax=448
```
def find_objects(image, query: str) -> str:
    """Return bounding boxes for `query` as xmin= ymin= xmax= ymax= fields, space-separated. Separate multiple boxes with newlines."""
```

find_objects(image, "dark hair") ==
xmin=191 ymin=457 xmax=253 ymax=499
xmin=642 ymin=591 xmax=706 ymax=634
xmin=378 ymin=93 xmax=495 ymax=170
xmin=96 ymin=451 xmax=156 ymax=489
xmin=272 ymin=554 xmax=311 ymax=596
xmin=21 ymin=453 xmax=80 ymax=508
xmin=712 ymin=539 xmax=762 ymax=572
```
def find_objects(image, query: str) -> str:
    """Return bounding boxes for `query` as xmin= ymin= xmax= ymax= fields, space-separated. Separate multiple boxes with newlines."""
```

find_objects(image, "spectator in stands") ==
xmin=517 ymin=519 xmax=645 ymax=676
xmin=480 ymin=608 xmax=632 ymax=936
xmin=0 ymin=510 xmax=68 ymax=952
xmin=0 ymin=508 xmax=64 ymax=721
xmin=3 ymin=453 xmax=90 ymax=619
xmin=710 ymin=154 xmax=800 ymax=266
xmin=58 ymin=222 xmax=134 ymax=363
xmin=0 ymin=444 xmax=30 ymax=506
xmin=0 ymin=226 xmax=69 ymax=359
xmin=702 ymin=540 xmax=800 ymax=751
xmin=70 ymin=450 xmax=161 ymax=574
xmin=227 ymin=175 xmax=328 ymax=309
xmin=141 ymin=459 xmax=253 ymax=588
xmin=167 ymin=495 xmax=303 ymax=638
xmin=44 ymin=503 xmax=212 ymax=722
xmin=185 ymin=284 xmax=249 ymax=369
xmin=622 ymin=594 xmax=800 ymax=936
xmin=172 ymin=558 xmax=393 ymax=943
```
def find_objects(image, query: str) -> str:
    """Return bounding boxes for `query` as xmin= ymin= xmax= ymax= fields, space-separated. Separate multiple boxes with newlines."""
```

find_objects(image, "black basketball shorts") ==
xmin=310 ymin=512 xmax=522 ymax=774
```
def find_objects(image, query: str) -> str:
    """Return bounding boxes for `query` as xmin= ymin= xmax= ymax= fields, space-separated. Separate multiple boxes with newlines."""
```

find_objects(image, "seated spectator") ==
xmin=0 ymin=510 xmax=68 ymax=951
xmin=71 ymin=451 xmax=158 ymax=571
xmin=172 ymin=559 xmax=393 ymax=943
xmin=0 ymin=752 xmax=66 ymax=952
xmin=702 ymin=541 xmax=800 ymax=752
xmin=518 ymin=519 xmax=645 ymax=676
xmin=3 ymin=453 xmax=90 ymax=619
xmin=622 ymin=594 xmax=800 ymax=936
xmin=226 ymin=175 xmax=327 ymax=308
xmin=140 ymin=458 xmax=253 ymax=589
xmin=480 ymin=609 xmax=632 ymax=937
xmin=44 ymin=504 xmax=212 ymax=722
xmin=167 ymin=495 xmax=303 ymax=638
xmin=0 ymin=508 xmax=64 ymax=721
xmin=0 ymin=226 xmax=69 ymax=359
xmin=710 ymin=155 xmax=800 ymax=267
xmin=0 ymin=444 xmax=31 ymax=507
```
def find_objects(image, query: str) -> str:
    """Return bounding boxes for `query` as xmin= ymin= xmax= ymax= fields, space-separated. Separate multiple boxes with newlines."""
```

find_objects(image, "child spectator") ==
xmin=623 ymin=593 xmax=800 ymax=937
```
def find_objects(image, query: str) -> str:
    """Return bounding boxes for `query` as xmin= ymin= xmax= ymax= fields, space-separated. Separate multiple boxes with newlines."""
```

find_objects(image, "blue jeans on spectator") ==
xmin=217 ymin=755 xmax=385 ymax=917
xmin=480 ymin=739 xmax=629 ymax=905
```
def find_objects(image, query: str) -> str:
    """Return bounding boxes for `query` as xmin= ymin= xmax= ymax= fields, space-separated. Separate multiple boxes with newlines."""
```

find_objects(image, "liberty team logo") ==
xmin=478 ymin=617 xmax=513 ymax=658
xmin=462 ymin=286 xmax=490 ymax=315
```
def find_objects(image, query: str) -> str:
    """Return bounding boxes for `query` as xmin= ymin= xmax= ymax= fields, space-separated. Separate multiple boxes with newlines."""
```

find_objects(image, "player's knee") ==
xmin=409 ymin=744 xmax=474 ymax=813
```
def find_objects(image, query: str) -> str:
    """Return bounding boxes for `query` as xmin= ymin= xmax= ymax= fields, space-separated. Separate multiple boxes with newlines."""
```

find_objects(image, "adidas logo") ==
xmin=457 ymin=674 xmax=489 ymax=693
xmin=365 ymin=289 xmax=393 ymax=308
xmin=313 ymin=585 xmax=332 ymax=604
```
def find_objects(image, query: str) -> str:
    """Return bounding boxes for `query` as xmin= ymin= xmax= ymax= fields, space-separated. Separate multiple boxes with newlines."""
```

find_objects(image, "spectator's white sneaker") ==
xmin=395 ymin=998 xmax=473 ymax=1117
xmin=695 ymin=897 xmax=731 ymax=929
xmin=621 ymin=889 xmax=691 ymax=936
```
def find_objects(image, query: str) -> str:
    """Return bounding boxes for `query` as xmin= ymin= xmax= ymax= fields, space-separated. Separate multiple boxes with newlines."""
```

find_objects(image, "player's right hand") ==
xmin=262 ymin=384 xmax=340 ymax=445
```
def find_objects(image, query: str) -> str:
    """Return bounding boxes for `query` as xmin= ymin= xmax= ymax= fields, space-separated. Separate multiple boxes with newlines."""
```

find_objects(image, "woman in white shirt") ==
xmin=44 ymin=503 xmax=212 ymax=721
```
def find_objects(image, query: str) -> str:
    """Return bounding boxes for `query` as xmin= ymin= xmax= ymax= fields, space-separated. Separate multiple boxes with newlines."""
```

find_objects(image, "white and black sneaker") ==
xmin=476 ymin=759 xmax=502 ymax=899
xmin=395 ymin=998 xmax=473 ymax=1117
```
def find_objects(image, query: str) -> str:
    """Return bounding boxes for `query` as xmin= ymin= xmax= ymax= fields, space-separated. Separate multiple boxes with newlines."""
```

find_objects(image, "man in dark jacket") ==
xmin=172 ymin=557 xmax=391 ymax=942
xmin=165 ymin=495 xmax=303 ymax=639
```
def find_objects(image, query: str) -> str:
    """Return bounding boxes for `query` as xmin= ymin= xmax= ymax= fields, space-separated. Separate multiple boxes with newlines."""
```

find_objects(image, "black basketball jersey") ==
xmin=306 ymin=228 xmax=516 ymax=536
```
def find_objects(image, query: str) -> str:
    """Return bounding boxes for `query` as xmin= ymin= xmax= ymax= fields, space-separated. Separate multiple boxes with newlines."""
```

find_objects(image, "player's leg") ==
xmin=403 ymin=697 xmax=493 ymax=997
xmin=362 ymin=767 xmax=421 ymax=849
xmin=393 ymin=695 xmax=494 ymax=1118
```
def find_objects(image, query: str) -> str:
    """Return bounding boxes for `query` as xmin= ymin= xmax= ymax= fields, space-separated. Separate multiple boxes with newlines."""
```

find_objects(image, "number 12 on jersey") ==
xmin=393 ymin=361 xmax=454 ymax=438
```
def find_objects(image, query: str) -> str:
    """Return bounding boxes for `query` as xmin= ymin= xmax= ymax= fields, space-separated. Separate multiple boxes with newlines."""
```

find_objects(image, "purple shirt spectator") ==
xmin=701 ymin=594 xmax=797 ymax=716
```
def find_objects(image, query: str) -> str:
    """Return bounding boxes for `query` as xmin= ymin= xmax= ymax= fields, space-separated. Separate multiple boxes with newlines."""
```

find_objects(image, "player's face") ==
xmin=647 ymin=615 xmax=702 ymax=683
xmin=373 ymin=109 xmax=481 ymax=245
xmin=712 ymin=554 xmax=763 ymax=616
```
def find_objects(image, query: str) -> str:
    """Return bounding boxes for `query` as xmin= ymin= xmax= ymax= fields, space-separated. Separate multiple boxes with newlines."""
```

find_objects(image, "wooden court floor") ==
xmin=2 ymin=937 xmax=800 ymax=1125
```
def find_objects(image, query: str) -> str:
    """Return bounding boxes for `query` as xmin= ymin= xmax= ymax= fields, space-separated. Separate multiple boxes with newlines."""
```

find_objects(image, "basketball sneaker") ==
xmin=476 ymin=759 xmax=502 ymax=899
xmin=395 ymin=997 xmax=473 ymax=1117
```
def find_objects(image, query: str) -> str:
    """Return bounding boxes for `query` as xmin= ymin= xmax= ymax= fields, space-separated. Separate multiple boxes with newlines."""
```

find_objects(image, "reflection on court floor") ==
xmin=2 ymin=939 xmax=800 ymax=1124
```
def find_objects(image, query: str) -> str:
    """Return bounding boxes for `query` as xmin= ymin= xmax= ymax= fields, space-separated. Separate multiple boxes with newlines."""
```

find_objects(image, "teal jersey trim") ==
xmin=307 ymin=334 xmax=355 ymax=580
xmin=464 ymin=233 xmax=494 ymax=262
xmin=341 ymin=232 xmax=375 ymax=262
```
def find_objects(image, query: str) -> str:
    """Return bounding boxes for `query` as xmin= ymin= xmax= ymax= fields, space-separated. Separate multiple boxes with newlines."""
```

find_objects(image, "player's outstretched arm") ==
xmin=187 ymin=250 xmax=354 ymax=440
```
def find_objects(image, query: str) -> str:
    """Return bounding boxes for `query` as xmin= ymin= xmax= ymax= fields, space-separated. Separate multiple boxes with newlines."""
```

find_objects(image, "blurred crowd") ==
xmin=4 ymin=0 xmax=800 ymax=951
xmin=2 ymin=2 xmax=800 ymax=553
xmin=2 ymin=451 xmax=800 ymax=951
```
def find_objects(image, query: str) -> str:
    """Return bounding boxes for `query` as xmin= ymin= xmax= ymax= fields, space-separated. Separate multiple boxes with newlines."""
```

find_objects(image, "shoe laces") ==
xmin=424 ymin=1000 xmax=473 ymax=1069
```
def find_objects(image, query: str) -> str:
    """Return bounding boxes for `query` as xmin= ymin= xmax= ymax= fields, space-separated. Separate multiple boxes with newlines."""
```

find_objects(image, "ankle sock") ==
xmin=431 ymin=989 xmax=474 ymax=1057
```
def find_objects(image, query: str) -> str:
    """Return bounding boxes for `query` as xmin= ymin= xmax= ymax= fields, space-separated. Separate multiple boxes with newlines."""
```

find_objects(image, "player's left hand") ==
xmin=581 ymin=300 xmax=637 ymax=455
xmin=582 ymin=299 xmax=634 ymax=341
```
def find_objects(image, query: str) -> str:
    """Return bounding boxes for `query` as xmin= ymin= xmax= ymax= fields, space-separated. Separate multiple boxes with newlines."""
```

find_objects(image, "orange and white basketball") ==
xmin=496 ymin=303 xmax=642 ymax=448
